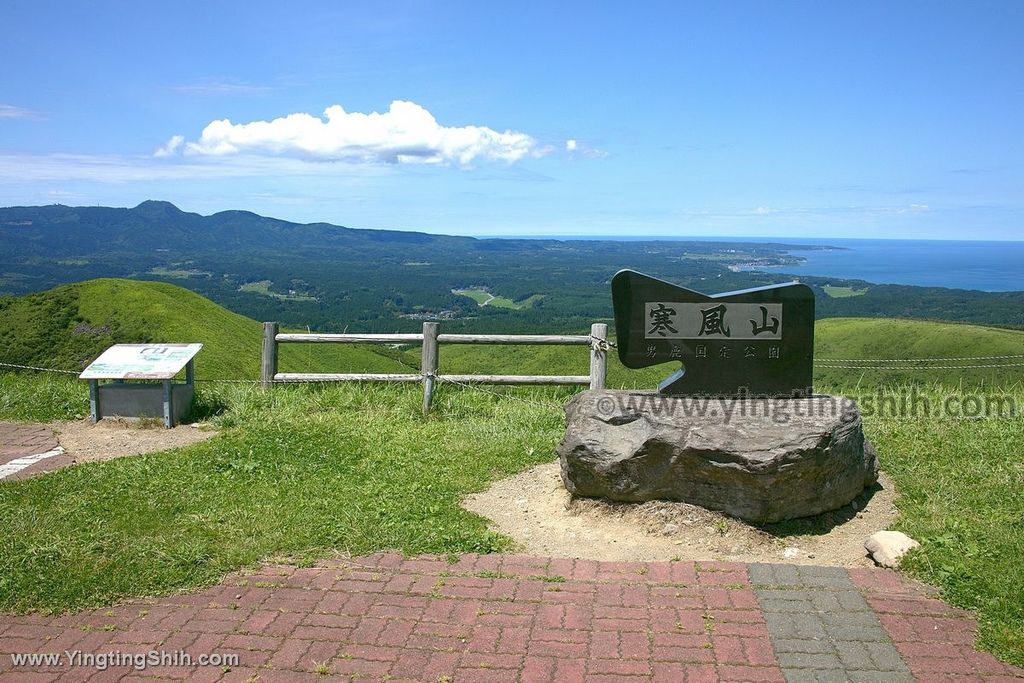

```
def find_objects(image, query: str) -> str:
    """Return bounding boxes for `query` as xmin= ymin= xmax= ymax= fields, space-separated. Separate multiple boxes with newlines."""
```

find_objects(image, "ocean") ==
xmin=501 ymin=236 xmax=1024 ymax=292
xmin=731 ymin=238 xmax=1024 ymax=292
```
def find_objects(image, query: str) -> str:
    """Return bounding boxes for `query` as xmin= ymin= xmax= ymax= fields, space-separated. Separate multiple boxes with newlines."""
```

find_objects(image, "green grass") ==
xmin=816 ymin=317 xmax=1024 ymax=361
xmin=238 ymin=279 xmax=316 ymax=302
xmin=819 ymin=382 xmax=1024 ymax=665
xmin=0 ymin=382 xmax=562 ymax=613
xmin=0 ymin=278 xmax=415 ymax=381
xmin=863 ymin=403 xmax=1024 ymax=664
xmin=148 ymin=267 xmax=212 ymax=279
xmin=451 ymin=287 xmax=543 ymax=310
xmin=814 ymin=318 xmax=1024 ymax=388
xmin=822 ymin=285 xmax=868 ymax=298
xmin=0 ymin=373 xmax=87 ymax=422
xmin=0 ymin=279 xmax=264 ymax=378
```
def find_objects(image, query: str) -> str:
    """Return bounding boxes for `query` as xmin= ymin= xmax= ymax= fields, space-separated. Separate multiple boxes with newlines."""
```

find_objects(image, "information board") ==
xmin=80 ymin=344 xmax=203 ymax=380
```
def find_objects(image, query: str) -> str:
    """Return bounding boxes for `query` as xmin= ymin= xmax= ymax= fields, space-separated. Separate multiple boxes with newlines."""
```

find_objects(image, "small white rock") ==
xmin=783 ymin=547 xmax=800 ymax=559
xmin=661 ymin=523 xmax=679 ymax=536
xmin=864 ymin=530 xmax=920 ymax=568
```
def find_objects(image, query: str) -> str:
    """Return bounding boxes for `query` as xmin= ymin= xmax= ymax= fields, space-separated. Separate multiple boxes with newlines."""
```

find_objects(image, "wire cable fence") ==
xmin=816 ymin=361 xmax=1024 ymax=370
xmin=6 ymin=353 xmax=1024 ymax=380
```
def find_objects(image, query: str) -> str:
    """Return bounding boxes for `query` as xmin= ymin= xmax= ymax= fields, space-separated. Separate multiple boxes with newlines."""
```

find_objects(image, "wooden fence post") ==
xmin=261 ymin=322 xmax=279 ymax=388
xmin=421 ymin=322 xmax=439 ymax=414
xmin=590 ymin=322 xmax=608 ymax=390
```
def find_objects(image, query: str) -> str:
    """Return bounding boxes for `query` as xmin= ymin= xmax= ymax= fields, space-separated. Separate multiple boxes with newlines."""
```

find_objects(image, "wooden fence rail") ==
xmin=261 ymin=321 xmax=608 ymax=414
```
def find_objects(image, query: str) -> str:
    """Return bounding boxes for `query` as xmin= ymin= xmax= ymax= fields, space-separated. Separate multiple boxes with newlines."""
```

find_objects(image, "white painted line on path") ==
xmin=0 ymin=446 xmax=66 ymax=479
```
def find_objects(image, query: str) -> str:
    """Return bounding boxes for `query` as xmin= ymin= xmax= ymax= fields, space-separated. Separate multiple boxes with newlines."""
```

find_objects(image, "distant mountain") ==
xmin=0 ymin=200 xmax=468 ymax=259
xmin=2 ymin=201 xmax=1023 ymax=333
xmin=0 ymin=201 xmax=802 ymax=331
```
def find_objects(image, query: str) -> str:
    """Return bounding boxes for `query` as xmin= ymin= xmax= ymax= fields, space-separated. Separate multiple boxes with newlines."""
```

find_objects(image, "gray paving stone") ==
xmin=755 ymin=565 xmax=912 ymax=682
xmin=810 ymin=670 xmax=856 ymax=683
xmin=772 ymin=638 xmax=834 ymax=654
xmin=793 ymin=614 xmax=830 ymax=640
xmin=809 ymin=590 xmax=872 ymax=613
xmin=822 ymin=612 xmax=881 ymax=630
xmin=826 ymin=625 xmax=890 ymax=642
xmin=777 ymin=651 xmax=844 ymax=670
xmin=789 ymin=671 xmax=874 ymax=683
xmin=806 ymin=591 xmax=841 ymax=612
xmin=797 ymin=573 xmax=855 ymax=589
xmin=752 ymin=562 xmax=801 ymax=586
xmin=835 ymin=641 xmax=874 ymax=669
xmin=847 ymin=671 xmax=916 ymax=683
xmin=748 ymin=563 xmax=779 ymax=586
xmin=797 ymin=565 xmax=849 ymax=580
xmin=836 ymin=590 xmax=872 ymax=611
xmin=761 ymin=597 xmax=815 ymax=613
xmin=765 ymin=612 xmax=829 ymax=640
xmin=764 ymin=612 xmax=800 ymax=638
xmin=866 ymin=642 xmax=908 ymax=671
xmin=759 ymin=588 xmax=816 ymax=602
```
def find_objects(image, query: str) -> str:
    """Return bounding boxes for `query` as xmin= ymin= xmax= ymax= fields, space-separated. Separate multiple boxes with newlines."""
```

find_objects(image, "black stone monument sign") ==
xmin=611 ymin=269 xmax=814 ymax=396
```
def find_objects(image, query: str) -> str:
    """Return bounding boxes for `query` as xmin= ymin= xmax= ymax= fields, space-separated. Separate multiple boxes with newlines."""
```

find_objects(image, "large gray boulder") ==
xmin=557 ymin=390 xmax=879 ymax=523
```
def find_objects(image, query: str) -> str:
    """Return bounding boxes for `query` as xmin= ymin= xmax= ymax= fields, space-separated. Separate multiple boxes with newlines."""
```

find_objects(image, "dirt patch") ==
xmin=48 ymin=418 xmax=216 ymax=464
xmin=463 ymin=461 xmax=898 ymax=566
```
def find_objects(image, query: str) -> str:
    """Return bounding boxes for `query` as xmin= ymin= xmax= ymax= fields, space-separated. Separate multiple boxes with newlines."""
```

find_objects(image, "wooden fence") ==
xmin=260 ymin=321 xmax=608 ymax=414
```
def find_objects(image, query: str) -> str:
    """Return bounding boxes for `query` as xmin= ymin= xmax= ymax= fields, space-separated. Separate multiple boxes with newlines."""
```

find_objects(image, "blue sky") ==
xmin=1 ymin=1 xmax=1022 ymax=239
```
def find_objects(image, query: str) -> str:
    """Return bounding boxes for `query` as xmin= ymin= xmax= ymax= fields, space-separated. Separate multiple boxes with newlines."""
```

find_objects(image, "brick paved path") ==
xmin=0 ymin=554 xmax=1021 ymax=682
xmin=0 ymin=422 xmax=71 ymax=480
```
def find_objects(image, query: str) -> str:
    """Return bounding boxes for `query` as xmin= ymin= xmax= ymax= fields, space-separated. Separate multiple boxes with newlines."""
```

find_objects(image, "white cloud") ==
xmin=564 ymin=137 xmax=607 ymax=159
xmin=167 ymin=100 xmax=545 ymax=165
xmin=154 ymin=135 xmax=184 ymax=157
xmin=0 ymin=103 xmax=42 ymax=119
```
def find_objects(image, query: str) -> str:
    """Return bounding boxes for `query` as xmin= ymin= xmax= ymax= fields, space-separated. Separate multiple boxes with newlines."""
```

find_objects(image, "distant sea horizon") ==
xmin=484 ymin=235 xmax=1024 ymax=292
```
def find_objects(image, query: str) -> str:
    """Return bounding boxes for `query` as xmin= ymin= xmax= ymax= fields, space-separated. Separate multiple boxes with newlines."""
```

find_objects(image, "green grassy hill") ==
xmin=0 ymin=279 xmax=414 ymax=379
xmin=8 ymin=281 xmax=1020 ymax=388
xmin=437 ymin=317 xmax=1024 ymax=390
xmin=813 ymin=317 xmax=1024 ymax=387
